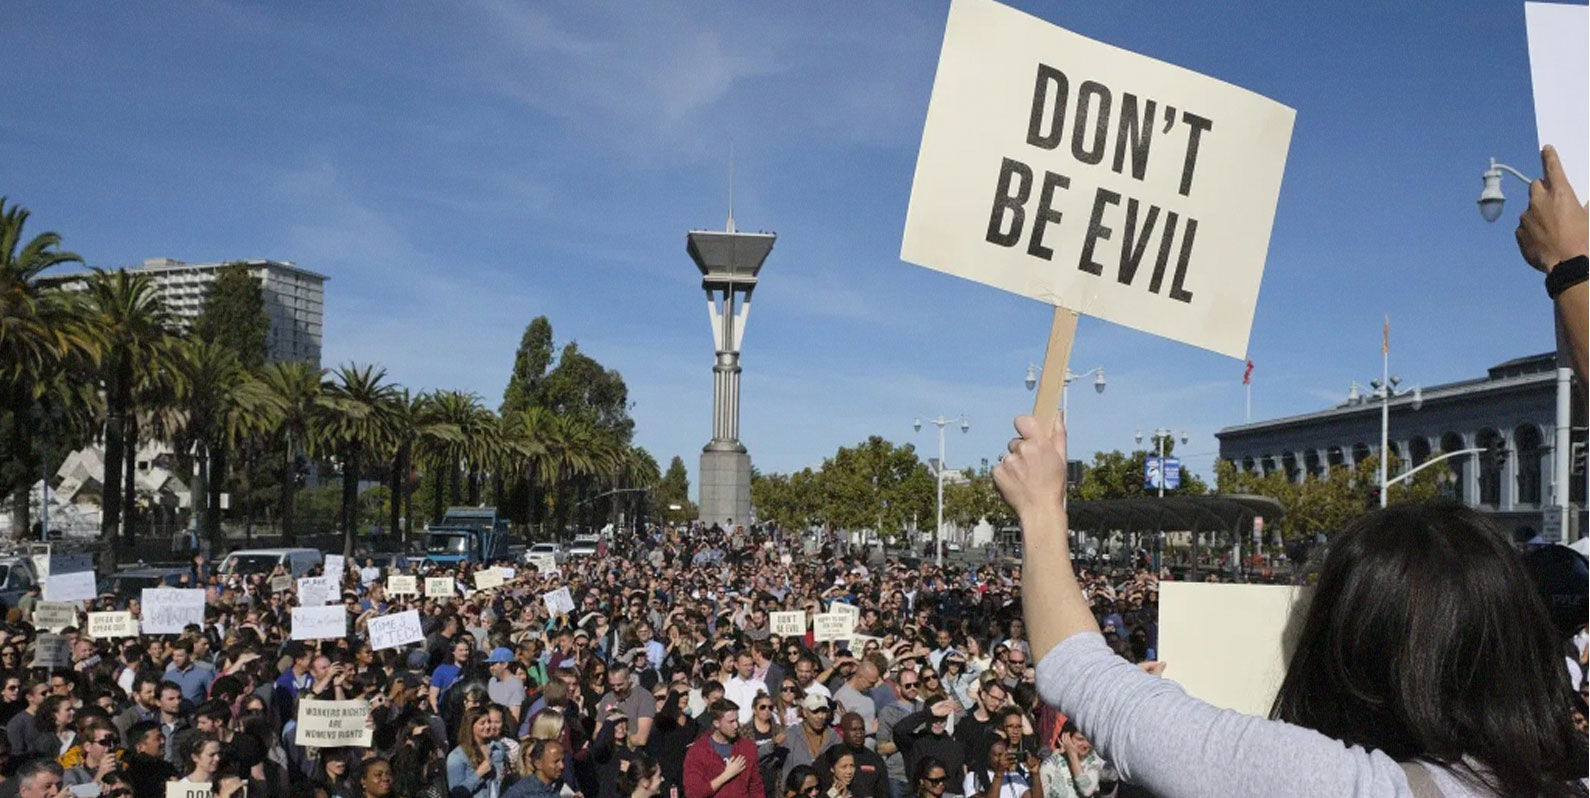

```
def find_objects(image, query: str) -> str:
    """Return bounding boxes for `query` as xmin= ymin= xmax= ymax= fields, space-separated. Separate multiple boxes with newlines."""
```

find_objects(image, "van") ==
xmin=217 ymin=548 xmax=323 ymax=579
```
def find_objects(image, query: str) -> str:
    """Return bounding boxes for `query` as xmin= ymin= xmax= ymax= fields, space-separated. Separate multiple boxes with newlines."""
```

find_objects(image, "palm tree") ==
xmin=168 ymin=339 xmax=269 ymax=554
xmin=0 ymin=198 xmax=86 ymax=538
xmin=318 ymin=364 xmax=400 ymax=557
xmin=256 ymin=361 xmax=327 ymax=544
xmin=81 ymin=269 xmax=174 ymax=556
xmin=386 ymin=391 xmax=461 ymax=544
xmin=502 ymin=406 xmax=552 ymax=530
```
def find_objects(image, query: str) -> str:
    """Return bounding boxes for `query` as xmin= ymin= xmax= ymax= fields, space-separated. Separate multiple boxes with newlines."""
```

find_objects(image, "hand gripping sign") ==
xmin=902 ymin=0 xmax=1294 ymax=425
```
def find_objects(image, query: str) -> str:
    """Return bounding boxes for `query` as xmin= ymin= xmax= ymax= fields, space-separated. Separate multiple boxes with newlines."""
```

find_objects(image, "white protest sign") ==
xmin=140 ymin=588 xmax=205 ymax=634
xmin=295 ymin=699 xmax=374 ymax=747
xmin=812 ymin=612 xmax=855 ymax=643
xmin=499 ymin=567 xmax=516 ymax=580
xmin=386 ymin=575 xmax=419 ymax=596
xmin=44 ymin=570 xmax=97 ymax=602
xmin=769 ymin=611 xmax=807 ymax=637
xmin=324 ymin=554 xmax=346 ymax=577
xmin=32 ymin=633 xmax=70 ymax=668
xmin=1157 ymin=581 xmax=1304 ymax=716
xmin=270 ymin=575 xmax=293 ymax=593
xmin=425 ymin=577 xmax=455 ymax=598
xmin=1525 ymin=2 xmax=1588 ymax=197
xmin=87 ymin=611 xmax=139 ymax=640
xmin=291 ymin=604 xmax=347 ymax=641
xmin=901 ymin=0 xmax=1294 ymax=358
xmin=831 ymin=601 xmax=861 ymax=622
xmin=67 ymin=784 xmax=100 ymax=798
xmin=298 ymin=576 xmax=336 ymax=606
xmin=166 ymin=781 xmax=209 ymax=798
xmin=530 ymin=554 xmax=558 ymax=574
xmin=367 ymin=609 xmax=425 ymax=651
xmin=32 ymin=602 xmax=77 ymax=632
xmin=542 ymin=587 xmax=575 ymax=616
xmin=474 ymin=569 xmax=504 ymax=591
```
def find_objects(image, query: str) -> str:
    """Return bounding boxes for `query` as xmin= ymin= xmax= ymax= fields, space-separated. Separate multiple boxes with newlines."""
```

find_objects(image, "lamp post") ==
xmin=1477 ymin=156 xmax=1574 ymax=527
xmin=29 ymin=402 xmax=62 ymax=540
xmin=914 ymin=414 xmax=968 ymax=567
xmin=1026 ymin=364 xmax=1105 ymax=419
xmin=1350 ymin=374 xmax=1422 ymax=508
xmin=1135 ymin=428 xmax=1186 ymax=498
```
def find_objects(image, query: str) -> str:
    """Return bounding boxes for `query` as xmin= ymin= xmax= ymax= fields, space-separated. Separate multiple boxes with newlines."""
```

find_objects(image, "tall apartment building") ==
xmin=48 ymin=258 xmax=327 ymax=366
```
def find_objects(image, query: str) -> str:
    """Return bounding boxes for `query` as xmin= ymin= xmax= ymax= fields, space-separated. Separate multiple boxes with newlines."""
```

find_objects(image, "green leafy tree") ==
xmin=1073 ymin=436 xmax=1210 ymax=501
xmin=943 ymin=467 xmax=1014 ymax=530
xmin=535 ymin=341 xmax=634 ymax=442
xmin=317 ymin=364 xmax=400 ymax=556
xmin=193 ymin=262 xmax=268 ymax=370
xmin=1215 ymin=452 xmax=1446 ymax=541
xmin=816 ymin=436 xmax=933 ymax=539
xmin=256 ymin=361 xmax=328 ymax=544
xmin=656 ymin=456 xmax=694 ymax=523
xmin=501 ymin=316 xmax=553 ymax=417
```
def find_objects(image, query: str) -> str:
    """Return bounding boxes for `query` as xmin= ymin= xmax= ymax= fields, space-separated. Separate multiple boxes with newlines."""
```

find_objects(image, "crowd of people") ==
xmin=0 ymin=523 xmax=1163 ymax=798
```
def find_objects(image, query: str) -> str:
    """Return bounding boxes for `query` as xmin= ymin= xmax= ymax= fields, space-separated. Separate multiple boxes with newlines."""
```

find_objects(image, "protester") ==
xmin=682 ymin=700 xmax=762 ymax=798
xmin=1513 ymin=144 xmax=1589 ymax=383
xmin=996 ymin=413 xmax=1589 ymax=796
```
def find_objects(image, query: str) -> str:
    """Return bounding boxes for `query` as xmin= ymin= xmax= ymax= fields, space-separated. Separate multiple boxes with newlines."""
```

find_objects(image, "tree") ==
xmin=192 ymin=262 xmax=268 ymax=370
xmin=1214 ymin=453 xmax=1447 ymax=541
xmin=256 ymin=361 xmax=327 ymax=544
xmin=943 ymin=467 xmax=1014 ymax=531
xmin=168 ymin=339 xmax=265 ymax=553
xmin=1073 ymin=439 xmax=1210 ymax=501
xmin=656 ymin=456 xmax=694 ymax=523
xmin=501 ymin=316 xmax=553 ymax=417
xmin=82 ymin=269 xmax=175 ymax=557
xmin=318 ymin=364 xmax=400 ymax=556
xmin=0 ymin=198 xmax=87 ymax=539
xmin=816 ymin=436 xmax=933 ymax=539
xmin=535 ymin=341 xmax=634 ymax=442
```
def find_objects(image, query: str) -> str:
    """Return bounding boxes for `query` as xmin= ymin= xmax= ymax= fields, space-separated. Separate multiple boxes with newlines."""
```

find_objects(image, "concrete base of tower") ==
xmin=699 ymin=449 xmax=751 ymax=530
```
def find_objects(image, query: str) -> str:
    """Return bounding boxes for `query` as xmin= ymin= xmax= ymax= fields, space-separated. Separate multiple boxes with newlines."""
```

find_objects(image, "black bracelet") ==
xmin=1546 ymin=255 xmax=1588 ymax=299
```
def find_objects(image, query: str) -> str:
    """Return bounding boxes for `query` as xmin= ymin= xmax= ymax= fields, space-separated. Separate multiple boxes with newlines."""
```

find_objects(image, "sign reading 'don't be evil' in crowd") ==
xmin=769 ymin=611 xmax=807 ymax=637
xmin=425 ymin=577 xmax=454 ymax=598
xmin=901 ymin=0 xmax=1294 ymax=358
xmin=295 ymin=699 xmax=373 ymax=748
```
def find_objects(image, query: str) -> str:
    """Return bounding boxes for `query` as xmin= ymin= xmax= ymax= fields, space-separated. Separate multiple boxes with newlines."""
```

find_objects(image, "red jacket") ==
xmin=682 ymin=734 xmax=764 ymax=798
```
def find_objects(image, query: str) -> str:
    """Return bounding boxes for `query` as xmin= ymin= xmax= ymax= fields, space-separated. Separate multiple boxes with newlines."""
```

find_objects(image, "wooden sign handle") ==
xmin=1031 ymin=308 xmax=1079 ymax=435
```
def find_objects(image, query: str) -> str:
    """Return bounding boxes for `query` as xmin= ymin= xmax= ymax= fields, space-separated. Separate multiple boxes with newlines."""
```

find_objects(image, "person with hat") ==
xmin=597 ymin=662 xmax=655 ymax=746
xmin=486 ymin=649 xmax=527 ymax=725
xmin=781 ymin=694 xmax=839 ymax=785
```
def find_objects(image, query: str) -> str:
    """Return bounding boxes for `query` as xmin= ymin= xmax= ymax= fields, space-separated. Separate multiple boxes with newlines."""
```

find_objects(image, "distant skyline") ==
xmin=1 ymin=0 xmax=1577 ymax=489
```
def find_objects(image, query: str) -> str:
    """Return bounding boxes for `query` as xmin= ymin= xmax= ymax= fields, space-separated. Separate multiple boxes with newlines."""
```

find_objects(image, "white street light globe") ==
xmin=1024 ymin=364 xmax=1038 ymax=391
xmin=1478 ymin=167 xmax=1505 ymax=223
xmin=1094 ymin=370 xmax=1106 ymax=394
xmin=913 ymin=418 xmax=922 ymax=433
xmin=960 ymin=418 xmax=970 ymax=433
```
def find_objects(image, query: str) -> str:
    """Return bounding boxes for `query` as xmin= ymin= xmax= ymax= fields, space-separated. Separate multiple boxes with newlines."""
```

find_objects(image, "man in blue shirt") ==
xmin=163 ymin=640 xmax=213 ymax=704
xmin=429 ymin=638 xmax=472 ymax=708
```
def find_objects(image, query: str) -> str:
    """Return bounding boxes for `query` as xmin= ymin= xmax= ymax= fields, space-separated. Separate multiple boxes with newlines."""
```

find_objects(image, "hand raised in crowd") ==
xmin=1516 ymin=145 xmax=1588 ymax=273
xmin=992 ymin=414 xmax=1069 ymax=520
xmin=929 ymin=698 xmax=959 ymax=718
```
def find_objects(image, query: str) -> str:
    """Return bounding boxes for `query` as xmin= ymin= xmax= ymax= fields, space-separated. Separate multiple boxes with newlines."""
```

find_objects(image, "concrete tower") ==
xmin=688 ymin=214 xmax=774 ymax=531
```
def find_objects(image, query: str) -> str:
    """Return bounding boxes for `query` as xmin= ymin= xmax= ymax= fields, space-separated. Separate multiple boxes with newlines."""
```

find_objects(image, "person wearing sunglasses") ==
xmin=62 ymin=719 xmax=120 ymax=789
xmin=876 ymin=671 xmax=921 ymax=798
xmin=783 ymin=765 xmax=822 ymax=798
xmin=910 ymin=758 xmax=950 ymax=798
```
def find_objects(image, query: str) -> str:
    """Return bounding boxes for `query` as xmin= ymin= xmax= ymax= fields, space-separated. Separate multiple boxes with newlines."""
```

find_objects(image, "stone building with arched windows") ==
xmin=1216 ymin=353 xmax=1585 ymax=540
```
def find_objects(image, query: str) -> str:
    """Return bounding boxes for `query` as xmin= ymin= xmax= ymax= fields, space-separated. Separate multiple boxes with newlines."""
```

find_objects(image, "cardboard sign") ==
xmin=367 ymin=609 xmax=424 ymax=651
xmin=473 ymin=569 xmax=504 ymax=590
xmin=141 ymin=588 xmax=205 ymax=634
xmin=831 ymin=601 xmax=861 ymax=622
xmin=32 ymin=633 xmax=70 ymax=668
xmin=1156 ymin=581 xmax=1304 ymax=716
xmin=1525 ymin=2 xmax=1589 ymax=197
xmin=769 ymin=611 xmax=807 ymax=637
xmin=166 ymin=781 xmax=210 ymax=798
xmin=812 ymin=612 xmax=855 ymax=643
xmin=901 ymin=0 xmax=1294 ymax=358
xmin=87 ymin=611 xmax=139 ymax=639
xmin=32 ymin=601 xmax=77 ymax=633
xmin=386 ymin=575 xmax=419 ymax=596
xmin=291 ymin=604 xmax=347 ymax=641
xmin=44 ymin=570 xmax=97 ymax=603
xmin=270 ymin=575 xmax=293 ymax=593
xmin=298 ymin=576 xmax=336 ymax=607
xmin=295 ymin=699 xmax=373 ymax=747
xmin=542 ymin=587 xmax=575 ymax=616
xmin=324 ymin=554 xmax=346 ymax=577
xmin=425 ymin=577 xmax=455 ymax=598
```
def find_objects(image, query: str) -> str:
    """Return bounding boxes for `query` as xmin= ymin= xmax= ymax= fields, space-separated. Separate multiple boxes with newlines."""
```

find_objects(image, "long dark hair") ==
xmin=616 ymin=751 xmax=658 ymax=798
xmin=1271 ymin=502 xmax=1587 ymax=797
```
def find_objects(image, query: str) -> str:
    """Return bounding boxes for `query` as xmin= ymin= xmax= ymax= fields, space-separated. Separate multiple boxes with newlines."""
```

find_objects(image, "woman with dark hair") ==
xmin=314 ymin=747 xmax=357 ymax=798
xmin=642 ymin=688 xmax=696 ymax=794
xmin=784 ymin=766 xmax=821 ymax=798
xmin=391 ymin=718 xmax=446 ymax=798
xmin=446 ymin=708 xmax=507 ymax=798
xmin=998 ymin=412 xmax=1589 ymax=798
xmin=355 ymin=758 xmax=396 ymax=798
xmin=615 ymin=751 xmax=661 ymax=798
xmin=909 ymin=758 xmax=948 ymax=798
xmin=35 ymin=695 xmax=76 ymax=759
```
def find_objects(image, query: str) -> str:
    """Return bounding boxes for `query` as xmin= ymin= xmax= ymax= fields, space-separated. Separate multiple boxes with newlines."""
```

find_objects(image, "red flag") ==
xmin=1242 ymin=360 xmax=1254 ymax=385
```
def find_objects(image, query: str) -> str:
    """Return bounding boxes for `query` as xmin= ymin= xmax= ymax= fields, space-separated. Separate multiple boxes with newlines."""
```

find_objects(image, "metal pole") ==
xmin=1555 ymin=365 xmax=1572 ymax=516
xmin=935 ymin=420 xmax=945 ymax=568
xmin=1158 ymin=434 xmax=1165 ymax=498
xmin=1380 ymin=346 xmax=1390 ymax=508
xmin=40 ymin=434 xmax=50 ymax=541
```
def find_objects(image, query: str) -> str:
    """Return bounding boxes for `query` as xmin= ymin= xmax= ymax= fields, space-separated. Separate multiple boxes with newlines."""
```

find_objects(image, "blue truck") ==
xmin=424 ymin=507 xmax=511 ymax=565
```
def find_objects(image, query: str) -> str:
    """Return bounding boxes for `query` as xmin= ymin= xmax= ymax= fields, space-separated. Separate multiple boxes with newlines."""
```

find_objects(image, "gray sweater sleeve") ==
xmin=1036 ymin=632 xmax=1414 ymax=798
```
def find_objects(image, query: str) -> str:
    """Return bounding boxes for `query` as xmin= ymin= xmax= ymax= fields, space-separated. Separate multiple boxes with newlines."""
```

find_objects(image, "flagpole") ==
xmin=1380 ymin=315 xmax=1390 ymax=508
xmin=1246 ymin=380 xmax=1251 ymax=422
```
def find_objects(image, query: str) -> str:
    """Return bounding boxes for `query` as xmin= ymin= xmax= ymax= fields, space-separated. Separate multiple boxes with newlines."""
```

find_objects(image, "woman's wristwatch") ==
xmin=1546 ymin=255 xmax=1588 ymax=299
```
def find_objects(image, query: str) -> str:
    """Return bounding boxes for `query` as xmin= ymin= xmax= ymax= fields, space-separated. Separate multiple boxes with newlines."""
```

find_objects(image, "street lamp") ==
xmin=1135 ymin=427 xmax=1187 ymax=498
xmin=1349 ymin=375 xmax=1421 ymax=507
xmin=1477 ymin=156 xmax=1574 ymax=528
xmin=914 ymin=414 xmax=969 ymax=567
xmin=1026 ymin=364 xmax=1105 ymax=419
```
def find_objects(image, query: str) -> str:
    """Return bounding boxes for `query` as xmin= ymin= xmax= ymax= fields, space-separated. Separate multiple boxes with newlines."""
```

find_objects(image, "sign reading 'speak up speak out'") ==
xmin=902 ymin=0 xmax=1294 ymax=359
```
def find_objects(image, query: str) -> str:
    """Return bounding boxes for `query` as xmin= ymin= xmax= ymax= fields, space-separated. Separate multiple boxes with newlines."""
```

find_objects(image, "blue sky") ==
xmin=1 ymin=1 xmax=1578 ymax=490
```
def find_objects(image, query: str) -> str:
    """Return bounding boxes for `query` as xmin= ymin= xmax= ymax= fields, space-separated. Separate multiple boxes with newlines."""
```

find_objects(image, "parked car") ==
xmin=523 ymin=543 xmax=566 ymax=565
xmin=217 ymin=548 xmax=323 ymax=578
xmin=567 ymin=536 xmax=600 ymax=558
xmin=356 ymin=552 xmax=414 ymax=572
xmin=99 ymin=567 xmax=192 ymax=595
xmin=0 ymin=557 xmax=39 ymax=608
